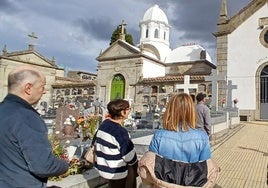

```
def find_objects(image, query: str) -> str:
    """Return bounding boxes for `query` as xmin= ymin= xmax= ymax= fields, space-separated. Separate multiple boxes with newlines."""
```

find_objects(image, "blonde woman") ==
xmin=138 ymin=93 xmax=217 ymax=187
xmin=149 ymin=93 xmax=211 ymax=162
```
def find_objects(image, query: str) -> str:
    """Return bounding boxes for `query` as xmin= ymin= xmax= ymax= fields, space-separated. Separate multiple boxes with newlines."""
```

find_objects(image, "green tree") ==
xmin=110 ymin=26 xmax=134 ymax=46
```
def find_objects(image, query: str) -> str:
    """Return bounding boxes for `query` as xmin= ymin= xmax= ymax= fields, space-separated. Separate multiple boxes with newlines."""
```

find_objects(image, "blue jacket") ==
xmin=0 ymin=94 xmax=69 ymax=188
xmin=149 ymin=128 xmax=211 ymax=163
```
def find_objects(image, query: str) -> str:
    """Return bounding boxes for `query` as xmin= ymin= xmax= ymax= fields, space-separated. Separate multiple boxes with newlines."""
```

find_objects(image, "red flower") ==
xmin=233 ymin=98 xmax=239 ymax=104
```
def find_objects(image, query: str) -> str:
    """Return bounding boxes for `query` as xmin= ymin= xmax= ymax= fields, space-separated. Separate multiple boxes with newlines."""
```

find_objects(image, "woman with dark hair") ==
xmin=138 ymin=93 xmax=219 ymax=187
xmin=94 ymin=99 xmax=138 ymax=188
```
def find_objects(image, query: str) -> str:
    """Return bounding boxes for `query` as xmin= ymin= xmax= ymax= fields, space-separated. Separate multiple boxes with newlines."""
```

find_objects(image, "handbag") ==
xmin=84 ymin=145 xmax=95 ymax=163
xmin=84 ymin=130 xmax=98 ymax=164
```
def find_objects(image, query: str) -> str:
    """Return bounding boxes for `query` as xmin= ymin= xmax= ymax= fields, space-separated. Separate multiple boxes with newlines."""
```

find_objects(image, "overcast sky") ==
xmin=0 ymin=0 xmax=252 ymax=74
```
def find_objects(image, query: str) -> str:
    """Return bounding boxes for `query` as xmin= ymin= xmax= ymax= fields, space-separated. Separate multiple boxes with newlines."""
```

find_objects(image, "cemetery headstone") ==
xmin=175 ymin=75 xmax=198 ymax=94
xmin=224 ymin=80 xmax=238 ymax=108
xmin=83 ymin=98 xmax=91 ymax=109
xmin=83 ymin=105 xmax=107 ymax=122
xmin=55 ymin=106 xmax=80 ymax=137
xmin=83 ymin=106 xmax=96 ymax=118
xmin=40 ymin=101 xmax=47 ymax=111
xmin=39 ymin=101 xmax=47 ymax=115
xmin=205 ymin=69 xmax=226 ymax=111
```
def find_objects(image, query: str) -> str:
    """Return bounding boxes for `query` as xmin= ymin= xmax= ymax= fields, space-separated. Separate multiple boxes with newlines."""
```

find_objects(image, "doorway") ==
xmin=110 ymin=74 xmax=125 ymax=100
xmin=260 ymin=65 xmax=268 ymax=119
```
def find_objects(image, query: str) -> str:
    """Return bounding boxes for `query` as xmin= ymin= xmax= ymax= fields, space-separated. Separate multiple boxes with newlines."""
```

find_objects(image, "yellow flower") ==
xmin=81 ymin=115 xmax=100 ymax=141
xmin=77 ymin=116 xmax=85 ymax=125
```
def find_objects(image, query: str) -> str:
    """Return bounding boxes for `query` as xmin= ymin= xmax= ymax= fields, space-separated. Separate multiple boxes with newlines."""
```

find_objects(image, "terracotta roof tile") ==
xmin=52 ymin=76 xmax=96 ymax=88
xmin=139 ymin=75 xmax=206 ymax=83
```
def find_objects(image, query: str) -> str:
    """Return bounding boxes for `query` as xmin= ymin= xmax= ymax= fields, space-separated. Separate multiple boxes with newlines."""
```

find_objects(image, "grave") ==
xmin=83 ymin=106 xmax=106 ymax=122
xmin=47 ymin=86 xmax=240 ymax=188
xmin=47 ymin=113 xmax=241 ymax=188
xmin=84 ymin=98 xmax=106 ymax=119
xmin=55 ymin=106 xmax=80 ymax=137
xmin=205 ymin=69 xmax=226 ymax=111
xmin=175 ymin=75 xmax=198 ymax=94
xmin=224 ymin=80 xmax=238 ymax=109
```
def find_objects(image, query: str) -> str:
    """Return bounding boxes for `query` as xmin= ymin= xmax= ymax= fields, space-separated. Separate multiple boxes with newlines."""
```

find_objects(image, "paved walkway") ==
xmin=137 ymin=121 xmax=268 ymax=188
xmin=211 ymin=121 xmax=268 ymax=188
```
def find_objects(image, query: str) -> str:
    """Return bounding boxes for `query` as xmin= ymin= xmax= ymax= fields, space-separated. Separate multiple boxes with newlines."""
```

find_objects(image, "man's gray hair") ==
xmin=8 ymin=69 xmax=41 ymax=92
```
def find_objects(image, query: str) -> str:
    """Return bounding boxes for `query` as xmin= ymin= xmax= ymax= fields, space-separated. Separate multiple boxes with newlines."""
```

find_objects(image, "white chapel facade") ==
xmin=96 ymin=4 xmax=216 ymax=113
xmin=215 ymin=0 xmax=268 ymax=120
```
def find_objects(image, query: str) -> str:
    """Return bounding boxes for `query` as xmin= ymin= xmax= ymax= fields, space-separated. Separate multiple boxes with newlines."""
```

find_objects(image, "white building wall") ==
xmin=227 ymin=5 xmax=268 ymax=110
xmin=142 ymin=61 xmax=165 ymax=78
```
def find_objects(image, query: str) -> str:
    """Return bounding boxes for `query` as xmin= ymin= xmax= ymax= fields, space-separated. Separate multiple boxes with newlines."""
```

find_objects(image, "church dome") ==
xmin=165 ymin=44 xmax=212 ymax=63
xmin=142 ymin=4 xmax=168 ymax=24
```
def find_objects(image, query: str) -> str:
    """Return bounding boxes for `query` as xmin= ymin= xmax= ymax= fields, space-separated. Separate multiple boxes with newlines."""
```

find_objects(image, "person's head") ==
xmin=162 ymin=93 xmax=196 ymax=131
xmin=190 ymin=94 xmax=196 ymax=103
xmin=8 ymin=66 xmax=46 ymax=105
xmin=196 ymin=92 xmax=207 ymax=103
xmin=107 ymin=99 xmax=131 ymax=120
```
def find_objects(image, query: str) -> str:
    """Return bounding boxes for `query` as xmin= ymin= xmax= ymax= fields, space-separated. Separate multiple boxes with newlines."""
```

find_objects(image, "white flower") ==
xmin=64 ymin=115 xmax=76 ymax=126
xmin=64 ymin=119 xmax=71 ymax=125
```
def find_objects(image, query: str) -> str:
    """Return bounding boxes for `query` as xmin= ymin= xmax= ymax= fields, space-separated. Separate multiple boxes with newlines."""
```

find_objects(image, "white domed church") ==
xmin=96 ymin=4 xmax=216 ymax=113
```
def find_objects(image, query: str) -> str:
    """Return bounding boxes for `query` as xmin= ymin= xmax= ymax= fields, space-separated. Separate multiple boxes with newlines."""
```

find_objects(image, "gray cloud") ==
xmin=0 ymin=0 xmax=253 ymax=72
xmin=77 ymin=17 xmax=115 ymax=41
xmin=0 ymin=0 xmax=18 ymax=13
xmin=0 ymin=0 xmax=12 ymax=8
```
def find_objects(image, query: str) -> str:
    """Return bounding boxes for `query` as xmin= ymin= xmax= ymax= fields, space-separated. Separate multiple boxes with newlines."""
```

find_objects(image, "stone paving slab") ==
xmin=212 ymin=121 xmax=268 ymax=188
xmin=136 ymin=121 xmax=268 ymax=188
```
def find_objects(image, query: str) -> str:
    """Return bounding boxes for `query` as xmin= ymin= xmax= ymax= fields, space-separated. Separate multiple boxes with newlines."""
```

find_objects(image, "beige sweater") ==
xmin=138 ymin=151 xmax=220 ymax=188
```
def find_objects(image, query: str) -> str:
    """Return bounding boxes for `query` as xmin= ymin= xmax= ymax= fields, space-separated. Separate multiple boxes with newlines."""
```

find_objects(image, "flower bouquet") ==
xmin=233 ymin=98 xmax=239 ymax=104
xmin=48 ymin=132 xmax=92 ymax=181
xmin=77 ymin=115 xmax=100 ymax=142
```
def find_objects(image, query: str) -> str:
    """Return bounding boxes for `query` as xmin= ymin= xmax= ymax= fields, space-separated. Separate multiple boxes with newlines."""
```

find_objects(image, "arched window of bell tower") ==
xmin=146 ymin=29 xmax=149 ymax=38
xmin=154 ymin=29 xmax=159 ymax=38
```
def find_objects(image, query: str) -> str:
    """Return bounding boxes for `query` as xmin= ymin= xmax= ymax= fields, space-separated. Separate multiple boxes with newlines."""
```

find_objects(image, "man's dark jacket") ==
xmin=0 ymin=94 xmax=68 ymax=188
